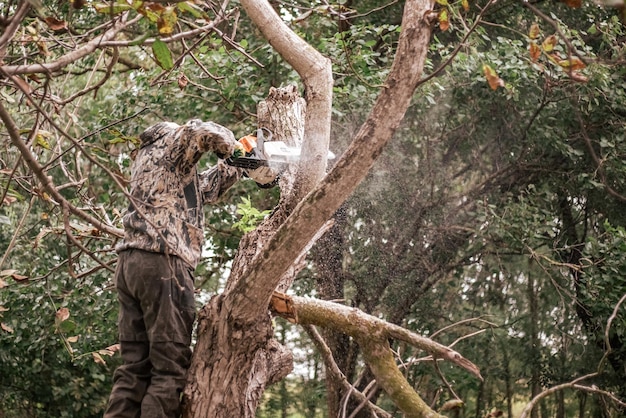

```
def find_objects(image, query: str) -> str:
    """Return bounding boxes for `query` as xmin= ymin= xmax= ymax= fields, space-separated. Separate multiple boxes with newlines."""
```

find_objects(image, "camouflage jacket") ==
xmin=115 ymin=120 xmax=242 ymax=268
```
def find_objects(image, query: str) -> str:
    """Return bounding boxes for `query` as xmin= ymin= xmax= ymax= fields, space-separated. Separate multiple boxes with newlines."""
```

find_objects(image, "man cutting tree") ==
xmin=104 ymin=119 xmax=277 ymax=418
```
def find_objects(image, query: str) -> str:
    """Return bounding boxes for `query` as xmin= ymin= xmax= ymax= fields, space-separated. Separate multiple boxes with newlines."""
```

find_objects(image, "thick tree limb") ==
xmin=304 ymin=324 xmax=393 ymax=418
xmin=361 ymin=338 xmax=446 ymax=418
xmin=185 ymin=1 xmax=448 ymax=416
xmin=291 ymin=296 xmax=482 ymax=380
xmin=289 ymin=296 xmax=482 ymax=417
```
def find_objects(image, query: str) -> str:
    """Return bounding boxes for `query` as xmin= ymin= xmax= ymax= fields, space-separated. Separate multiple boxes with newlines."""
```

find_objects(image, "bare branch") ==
xmin=0 ymin=95 xmax=124 ymax=237
xmin=0 ymin=196 xmax=34 ymax=271
xmin=574 ymin=104 xmax=626 ymax=203
xmin=0 ymin=1 xmax=31 ymax=61
xmin=1 ymin=13 xmax=138 ymax=76
xmin=605 ymin=292 xmax=626 ymax=355
xmin=519 ymin=373 xmax=626 ymax=418
xmin=59 ymin=47 xmax=119 ymax=105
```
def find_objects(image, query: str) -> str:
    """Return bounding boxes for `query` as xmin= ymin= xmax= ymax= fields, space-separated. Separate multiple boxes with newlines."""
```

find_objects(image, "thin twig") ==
xmin=0 ymin=196 xmax=35 ymax=270
xmin=303 ymin=324 xmax=392 ymax=418
xmin=574 ymin=103 xmax=626 ymax=202
xmin=605 ymin=292 xmax=626 ymax=354
xmin=62 ymin=201 xmax=116 ymax=274
xmin=60 ymin=47 xmax=119 ymax=105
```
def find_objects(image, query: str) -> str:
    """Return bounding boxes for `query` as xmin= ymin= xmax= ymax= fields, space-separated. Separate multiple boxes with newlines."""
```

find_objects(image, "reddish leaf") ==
xmin=44 ymin=16 xmax=68 ymax=32
xmin=56 ymin=307 xmax=70 ymax=322
xmin=439 ymin=8 xmax=450 ymax=31
xmin=1 ymin=269 xmax=28 ymax=282
xmin=529 ymin=42 xmax=541 ymax=62
xmin=569 ymin=72 xmax=589 ymax=83
xmin=542 ymin=35 xmax=558 ymax=52
xmin=71 ymin=0 xmax=86 ymax=9
xmin=140 ymin=2 xmax=165 ymax=23
xmin=178 ymin=73 xmax=189 ymax=90
xmin=3 ymin=196 xmax=17 ymax=206
xmin=547 ymin=52 xmax=562 ymax=64
xmin=562 ymin=0 xmax=582 ymax=7
xmin=558 ymin=56 xmax=586 ymax=71
xmin=11 ymin=274 xmax=28 ymax=282
xmin=483 ymin=64 xmax=505 ymax=90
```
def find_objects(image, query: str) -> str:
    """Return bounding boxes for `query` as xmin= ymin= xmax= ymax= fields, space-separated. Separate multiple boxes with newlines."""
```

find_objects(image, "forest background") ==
xmin=1 ymin=0 xmax=625 ymax=417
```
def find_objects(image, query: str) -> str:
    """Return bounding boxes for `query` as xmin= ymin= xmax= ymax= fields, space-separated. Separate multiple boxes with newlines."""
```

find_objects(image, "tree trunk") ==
xmin=501 ymin=340 xmax=513 ymax=418
xmin=311 ymin=206 xmax=353 ymax=417
xmin=528 ymin=270 xmax=541 ymax=418
xmin=578 ymin=392 xmax=587 ymax=418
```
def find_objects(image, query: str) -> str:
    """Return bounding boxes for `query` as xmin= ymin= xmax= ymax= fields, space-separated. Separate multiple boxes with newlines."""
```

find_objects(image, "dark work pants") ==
xmin=104 ymin=249 xmax=196 ymax=418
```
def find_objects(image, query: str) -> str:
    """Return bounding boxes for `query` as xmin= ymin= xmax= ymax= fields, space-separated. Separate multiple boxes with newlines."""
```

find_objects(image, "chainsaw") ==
xmin=226 ymin=128 xmax=335 ymax=170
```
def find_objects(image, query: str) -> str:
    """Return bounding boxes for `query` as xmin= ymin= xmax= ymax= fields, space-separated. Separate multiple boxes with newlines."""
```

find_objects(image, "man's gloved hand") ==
xmin=245 ymin=165 xmax=279 ymax=188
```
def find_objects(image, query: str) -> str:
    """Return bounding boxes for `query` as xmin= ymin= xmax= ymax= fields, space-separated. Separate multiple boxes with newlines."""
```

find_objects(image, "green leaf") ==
xmin=152 ymin=39 xmax=174 ymax=70
xmin=177 ymin=1 xmax=205 ymax=19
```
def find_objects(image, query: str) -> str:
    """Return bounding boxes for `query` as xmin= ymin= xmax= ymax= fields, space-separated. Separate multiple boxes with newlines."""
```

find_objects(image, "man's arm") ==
xmin=176 ymin=120 xmax=238 ymax=174
xmin=199 ymin=160 xmax=243 ymax=204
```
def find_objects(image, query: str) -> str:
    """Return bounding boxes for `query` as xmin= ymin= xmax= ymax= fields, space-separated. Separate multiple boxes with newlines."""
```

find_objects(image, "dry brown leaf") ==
xmin=92 ymin=352 xmax=106 ymax=365
xmin=56 ymin=307 xmax=70 ymax=322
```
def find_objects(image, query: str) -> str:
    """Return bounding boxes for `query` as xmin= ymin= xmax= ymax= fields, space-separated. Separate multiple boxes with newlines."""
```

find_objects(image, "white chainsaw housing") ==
xmin=263 ymin=141 xmax=336 ymax=163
